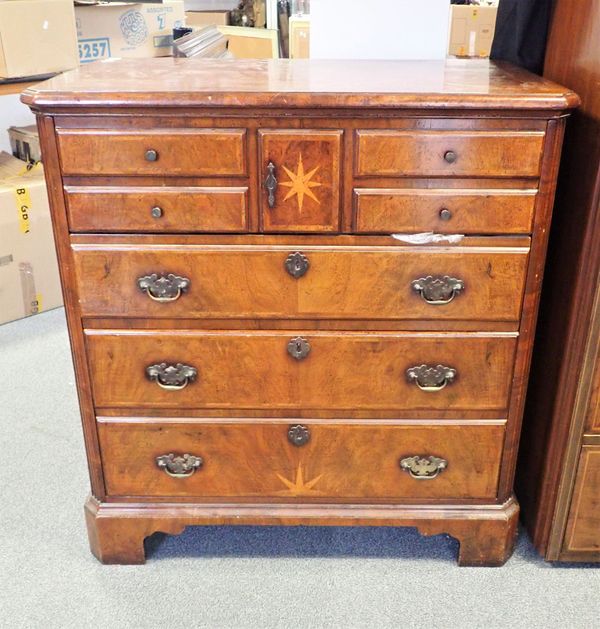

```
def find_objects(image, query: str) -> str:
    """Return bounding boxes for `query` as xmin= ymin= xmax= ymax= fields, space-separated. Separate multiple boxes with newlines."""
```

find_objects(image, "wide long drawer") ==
xmin=57 ymin=129 xmax=247 ymax=177
xmin=355 ymin=130 xmax=545 ymax=178
xmin=86 ymin=330 xmax=517 ymax=411
xmin=97 ymin=419 xmax=505 ymax=501
xmin=73 ymin=243 xmax=529 ymax=322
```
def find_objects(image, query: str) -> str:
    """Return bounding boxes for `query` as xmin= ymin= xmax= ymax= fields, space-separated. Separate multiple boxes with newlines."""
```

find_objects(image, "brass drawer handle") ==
xmin=411 ymin=275 xmax=464 ymax=305
xmin=145 ymin=149 xmax=158 ymax=162
xmin=156 ymin=453 xmax=203 ymax=478
xmin=400 ymin=455 xmax=448 ymax=480
xmin=285 ymin=252 xmax=309 ymax=278
xmin=288 ymin=424 xmax=310 ymax=446
xmin=287 ymin=336 xmax=311 ymax=360
xmin=146 ymin=362 xmax=197 ymax=390
xmin=406 ymin=364 xmax=456 ymax=391
xmin=137 ymin=273 xmax=190 ymax=302
xmin=443 ymin=150 xmax=457 ymax=164
xmin=265 ymin=161 xmax=278 ymax=208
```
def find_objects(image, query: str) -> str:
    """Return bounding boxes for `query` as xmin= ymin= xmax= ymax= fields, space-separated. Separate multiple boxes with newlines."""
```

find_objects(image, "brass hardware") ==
xmin=443 ymin=150 xmax=457 ymax=164
xmin=145 ymin=149 xmax=158 ymax=162
xmin=439 ymin=208 xmax=452 ymax=221
xmin=288 ymin=424 xmax=310 ymax=446
xmin=146 ymin=362 xmax=197 ymax=390
xmin=411 ymin=275 xmax=464 ymax=305
xmin=265 ymin=161 xmax=277 ymax=208
xmin=137 ymin=273 xmax=190 ymax=302
xmin=285 ymin=252 xmax=309 ymax=279
xmin=287 ymin=336 xmax=311 ymax=360
xmin=406 ymin=364 xmax=457 ymax=391
xmin=156 ymin=453 xmax=203 ymax=478
xmin=399 ymin=455 xmax=448 ymax=480
xmin=151 ymin=206 xmax=163 ymax=218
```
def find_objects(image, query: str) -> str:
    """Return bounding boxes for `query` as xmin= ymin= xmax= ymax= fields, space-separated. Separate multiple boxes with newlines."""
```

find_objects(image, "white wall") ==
xmin=310 ymin=0 xmax=451 ymax=60
xmin=0 ymin=94 xmax=36 ymax=153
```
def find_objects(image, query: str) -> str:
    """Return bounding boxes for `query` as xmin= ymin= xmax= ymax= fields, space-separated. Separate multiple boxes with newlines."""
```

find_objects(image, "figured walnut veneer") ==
xmin=22 ymin=58 xmax=577 ymax=565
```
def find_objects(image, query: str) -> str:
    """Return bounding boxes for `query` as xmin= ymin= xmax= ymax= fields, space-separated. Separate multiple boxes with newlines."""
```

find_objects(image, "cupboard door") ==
xmin=259 ymin=130 xmax=342 ymax=232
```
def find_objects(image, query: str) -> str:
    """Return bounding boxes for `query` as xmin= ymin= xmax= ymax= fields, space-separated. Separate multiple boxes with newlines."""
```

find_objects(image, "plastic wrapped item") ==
xmin=391 ymin=232 xmax=465 ymax=244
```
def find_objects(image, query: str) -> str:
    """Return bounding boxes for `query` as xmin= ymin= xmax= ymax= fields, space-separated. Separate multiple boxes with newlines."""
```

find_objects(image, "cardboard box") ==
xmin=448 ymin=5 xmax=498 ymax=58
xmin=185 ymin=10 xmax=230 ymax=27
xmin=0 ymin=0 xmax=79 ymax=79
xmin=75 ymin=1 xmax=185 ymax=63
xmin=0 ymin=152 xmax=62 ymax=326
xmin=217 ymin=26 xmax=278 ymax=59
xmin=289 ymin=16 xmax=309 ymax=59
xmin=8 ymin=125 xmax=41 ymax=164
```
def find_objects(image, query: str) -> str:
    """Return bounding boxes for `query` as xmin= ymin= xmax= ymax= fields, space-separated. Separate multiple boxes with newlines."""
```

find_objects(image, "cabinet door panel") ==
xmin=259 ymin=130 xmax=342 ymax=232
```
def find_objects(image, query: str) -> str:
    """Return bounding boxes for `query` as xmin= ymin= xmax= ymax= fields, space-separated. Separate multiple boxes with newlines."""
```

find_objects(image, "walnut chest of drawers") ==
xmin=23 ymin=58 xmax=577 ymax=565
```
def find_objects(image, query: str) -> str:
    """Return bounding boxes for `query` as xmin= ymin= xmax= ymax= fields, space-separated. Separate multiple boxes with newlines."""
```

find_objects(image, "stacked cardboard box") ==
xmin=0 ymin=152 xmax=62 ymax=325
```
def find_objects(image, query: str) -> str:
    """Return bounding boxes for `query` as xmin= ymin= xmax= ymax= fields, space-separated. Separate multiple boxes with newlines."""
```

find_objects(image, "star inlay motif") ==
xmin=276 ymin=463 xmax=324 ymax=496
xmin=280 ymin=154 xmax=321 ymax=211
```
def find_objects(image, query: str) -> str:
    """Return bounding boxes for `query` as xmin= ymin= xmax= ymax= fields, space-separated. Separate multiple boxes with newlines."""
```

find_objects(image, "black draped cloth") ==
xmin=490 ymin=0 xmax=554 ymax=74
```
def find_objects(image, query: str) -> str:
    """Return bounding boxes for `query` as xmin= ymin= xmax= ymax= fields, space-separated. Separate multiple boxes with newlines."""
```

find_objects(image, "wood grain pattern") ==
xmin=22 ymin=58 xmax=575 ymax=565
xmin=515 ymin=0 xmax=600 ymax=561
xmin=72 ymin=243 xmax=529 ymax=322
xmin=21 ymin=58 xmax=578 ymax=111
xmin=57 ymin=129 xmax=247 ymax=177
xmin=563 ymin=447 xmax=600 ymax=555
xmin=354 ymin=188 xmax=537 ymax=234
xmin=97 ymin=419 xmax=505 ymax=500
xmin=258 ymin=130 xmax=342 ymax=232
xmin=84 ymin=495 xmax=519 ymax=565
xmin=355 ymin=130 xmax=545 ymax=178
xmin=65 ymin=186 xmax=249 ymax=233
xmin=85 ymin=330 xmax=517 ymax=411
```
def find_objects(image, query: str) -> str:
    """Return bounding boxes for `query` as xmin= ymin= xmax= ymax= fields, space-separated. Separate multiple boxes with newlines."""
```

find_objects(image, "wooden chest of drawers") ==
xmin=23 ymin=59 xmax=577 ymax=565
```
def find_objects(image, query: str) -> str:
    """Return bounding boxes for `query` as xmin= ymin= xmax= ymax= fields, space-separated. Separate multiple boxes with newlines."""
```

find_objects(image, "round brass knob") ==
xmin=443 ymin=150 xmax=457 ymax=164
xmin=151 ymin=206 xmax=163 ymax=218
xmin=145 ymin=149 xmax=158 ymax=162
xmin=439 ymin=208 xmax=452 ymax=221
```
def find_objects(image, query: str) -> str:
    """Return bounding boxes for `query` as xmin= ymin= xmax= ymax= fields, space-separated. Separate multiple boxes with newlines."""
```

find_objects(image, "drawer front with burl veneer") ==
xmin=57 ymin=129 xmax=247 ymax=177
xmin=72 ymin=243 xmax=529 ymax=322
xmin=97 ymin=419 xmax=505 ymax=501
xmin=85 ymin=330 xmax=517 ymax=412
xmin=65 ymin=186 xmax=249 ymax=233
xmin=355 ymin=130 xmax=545 ymax=178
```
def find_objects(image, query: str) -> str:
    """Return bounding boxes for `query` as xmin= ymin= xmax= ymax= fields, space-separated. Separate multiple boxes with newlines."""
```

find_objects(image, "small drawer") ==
xmin=98 ymin=419 xmax=505 ymax=501
xmin=355 ymin=130 xmax=545 ymax=178
xmin=354 ymin=188 xmax=537 ymax=234
xmin=57 ymin=129 xmax=247 ymax=177
xmin=73 ymin=242 xmax=529 ymax=322
xmin=65 ymin=186 xmax=248 ymax=233
xmin=86 ymin=330 xmax=517 ymax=412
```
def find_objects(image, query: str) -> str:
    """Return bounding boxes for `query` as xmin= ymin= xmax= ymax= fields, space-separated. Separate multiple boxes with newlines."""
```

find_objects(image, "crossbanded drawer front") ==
xmin=56 ymin=129 xmax=247 ymax=177
xmin=355 ymin=130 xmax=545 ymax=178
xmin=65 ymin=186 xmax=249 ymax=233
xmin=72 ymin=245 xmax=529 ymax=322
xmin=97 ymin=419 xmax=505 ymax=501
xmin=85 ymin=331 xmax=517 ymax=411
xmin=353 ymin=188 xmax=537 ymax=234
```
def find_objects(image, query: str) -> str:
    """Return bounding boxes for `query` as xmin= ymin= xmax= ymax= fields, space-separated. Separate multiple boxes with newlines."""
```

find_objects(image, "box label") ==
xmin=78 ymin=37 xmax=111 ymax=63
xmin=14 ymin=187 xmax=32 ymax=234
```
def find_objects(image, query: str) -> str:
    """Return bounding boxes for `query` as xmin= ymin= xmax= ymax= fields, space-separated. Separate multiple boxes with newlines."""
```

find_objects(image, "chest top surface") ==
xmin=21 ymin=58 xmax=578 ymax=112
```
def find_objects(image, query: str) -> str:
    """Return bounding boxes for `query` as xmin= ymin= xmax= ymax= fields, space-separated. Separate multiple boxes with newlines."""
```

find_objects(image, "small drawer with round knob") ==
xmin=355 ymin=128 xmax=544 ymax=177
xmin=64 ymin=186 xmax=249 ymax=233
xmin=56 ymin=128 xmax=247 ymax=176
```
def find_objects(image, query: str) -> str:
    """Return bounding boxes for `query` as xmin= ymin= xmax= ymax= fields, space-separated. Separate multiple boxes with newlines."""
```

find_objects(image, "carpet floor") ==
xmin=1 ymin=308 xmax=599 ymax=629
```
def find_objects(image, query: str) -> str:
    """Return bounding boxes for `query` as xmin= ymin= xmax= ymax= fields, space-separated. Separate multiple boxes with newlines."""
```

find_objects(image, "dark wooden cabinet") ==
xmin=517 ymin=0 xmax=600 ymax=562
xmin=22 ymin=58 xmax=576 ymax=565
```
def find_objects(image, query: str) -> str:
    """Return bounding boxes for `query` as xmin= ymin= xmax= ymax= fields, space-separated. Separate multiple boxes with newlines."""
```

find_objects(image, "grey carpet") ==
xmin=0 ymin=308 xmax=598 ymax=629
